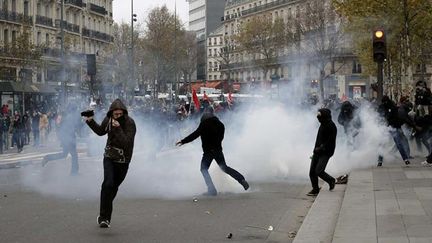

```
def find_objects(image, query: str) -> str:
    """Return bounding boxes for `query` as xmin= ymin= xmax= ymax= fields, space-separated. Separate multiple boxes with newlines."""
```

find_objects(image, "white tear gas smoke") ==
xmin=19 ymin=83 xmax=403 ymax=200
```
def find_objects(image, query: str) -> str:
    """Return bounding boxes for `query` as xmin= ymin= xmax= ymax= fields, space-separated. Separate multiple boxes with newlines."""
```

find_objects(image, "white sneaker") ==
xmin=421 ymin=161 xmax=432 ymax=166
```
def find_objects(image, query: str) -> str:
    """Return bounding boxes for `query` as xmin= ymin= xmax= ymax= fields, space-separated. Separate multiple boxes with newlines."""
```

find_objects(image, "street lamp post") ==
xmin=60 ymin=0 xmax=66 ymax=105
xmin=131 ymin=0 xmax=137 ymax=100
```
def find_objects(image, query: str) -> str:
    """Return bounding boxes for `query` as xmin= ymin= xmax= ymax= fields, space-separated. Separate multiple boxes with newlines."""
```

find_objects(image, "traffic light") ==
xmin=87 ymin=54 xmax=96 ymax=75
xmin=373 ymin=29 xmax=386 ymax=63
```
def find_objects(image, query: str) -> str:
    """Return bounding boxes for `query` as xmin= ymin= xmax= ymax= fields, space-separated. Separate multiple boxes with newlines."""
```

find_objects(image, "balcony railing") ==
xmin=55 ymin=20 xmax=79 ymax=33
xmin=66 ymin=22 xmax=80 ymax=33
xmin=36 ymin=15 xmax=53 ymax=27
xmin=82 ymin=28 xmax=113 ymax=42
xmin=241 ymin=0 xmax=294 ymax=16
xmin=43 ymin=48 xmax=85 ymax=59
xmin=89 ymin=3 xmax=107 ymax=15
xmin=65 ymin=0 xmax=84 ymax=8
xmin=0 ymin=9 xmax=33 ymax=25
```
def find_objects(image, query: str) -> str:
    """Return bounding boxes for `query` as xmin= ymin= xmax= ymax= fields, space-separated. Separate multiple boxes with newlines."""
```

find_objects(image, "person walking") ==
xmin=31 ymin=111 xmax=40 ymax=147
xmin=84 ymin=99 xmax=136 ymax=228
xmin=307 ymin=108 xmax=337 ymax=196
xmin=12 ymin=112 xmax=24 ymax=153
xmin=39 ymin=112 xmax=49 ymax=146
xmin=176 ymin=107 xmax=249 ymax=196
xmin=378 ymin=96 xmax=411 ymax=166
xmin=41 ymin=104 xmax=80 ymax=175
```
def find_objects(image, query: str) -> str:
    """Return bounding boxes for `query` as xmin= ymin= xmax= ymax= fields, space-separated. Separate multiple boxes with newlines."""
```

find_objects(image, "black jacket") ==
xmin=378 ymin=98 xmax=403 ymax=128
xmin=87 ymin=99 xmax=136 ymax=163
xmin=398 ymin=102 xmax=416 ymax=128
xmin=314 ymin=108 xmax=337 ymax=157
xmin=181 ymin=114 xmax=225 ymax=152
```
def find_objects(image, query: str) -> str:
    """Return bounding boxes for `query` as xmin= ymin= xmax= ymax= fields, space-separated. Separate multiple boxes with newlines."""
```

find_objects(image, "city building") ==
xmin=218 ymin=0 xmax=371 ymax=98
xmin=188 ymin=0 xmax=225 ymax=81
xmin=0 ymin=0 xmax=114 ymax=113
xmin=206 ymin=25 xmax=223 ymax=81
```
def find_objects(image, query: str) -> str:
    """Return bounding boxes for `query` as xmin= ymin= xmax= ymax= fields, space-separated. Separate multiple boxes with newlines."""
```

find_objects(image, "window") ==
xmin=11 ymin=30 xmax=16 ymax=44
xmin=352 ymin=61 xmax=362 ymax=74
xmin=46 ymin=33 xmax=49 ymax=44
xmin=37 ymin=32 xmax=41 ymax=45
xmin=3 ymin=29 xmax=8 ymax=45
xmin=209 ymin=75 xmax=212 ymax=80
xmin=37 ymin=3 xmax=41 ymax=15
xmin=11 ymin=0 xmax=16 ymax=12
xmin=45 ymin=4 xmax=49 ymax=17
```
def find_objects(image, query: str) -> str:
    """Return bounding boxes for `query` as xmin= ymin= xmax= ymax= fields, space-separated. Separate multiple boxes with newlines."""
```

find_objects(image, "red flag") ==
xmin=192 ymin=89 xmax=200 ymax=110
xmin=227 ymin=92 xmax=234 ymax=104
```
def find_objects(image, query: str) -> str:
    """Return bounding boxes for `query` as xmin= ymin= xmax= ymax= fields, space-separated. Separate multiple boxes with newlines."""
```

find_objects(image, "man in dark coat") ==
xmin=176 ymin=107 xmax=249 ymax=196
xmin=31 ymin=111 xmax=40 ymax=147
xmin=307 ymin=108 xmax=337 ymax=196
xmin=378 ymin=96 xmax=411 ymax=166
xmin=41 ymin=104 xmax=80 ymax=175
xmin=84 ymin=99 xmax=136 ymax=228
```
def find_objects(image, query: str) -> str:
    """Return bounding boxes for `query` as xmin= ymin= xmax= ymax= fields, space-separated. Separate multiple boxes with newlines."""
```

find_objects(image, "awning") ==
xmin=205 ymin=81 xmax=222 ymax=89
xmin=0 ymin=82 xmax=57 ymax=94
xmin=191 ymin=82 xmax=205 ymax=91
xmin=28 ymin=83 xmax=58 ymax=94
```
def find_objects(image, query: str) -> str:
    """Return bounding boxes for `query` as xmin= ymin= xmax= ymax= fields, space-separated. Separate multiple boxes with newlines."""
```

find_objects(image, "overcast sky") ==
xmin=113 ymin=0 xmax=189 ymax=28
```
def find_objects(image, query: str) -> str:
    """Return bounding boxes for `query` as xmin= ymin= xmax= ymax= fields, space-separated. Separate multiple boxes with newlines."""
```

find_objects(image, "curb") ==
xmin=293 ymin=184 xmax=347 ymax=243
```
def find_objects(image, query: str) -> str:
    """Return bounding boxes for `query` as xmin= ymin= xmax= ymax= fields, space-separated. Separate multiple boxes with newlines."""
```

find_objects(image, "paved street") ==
xmin=0 ymin=150 xmax=314 ymax=243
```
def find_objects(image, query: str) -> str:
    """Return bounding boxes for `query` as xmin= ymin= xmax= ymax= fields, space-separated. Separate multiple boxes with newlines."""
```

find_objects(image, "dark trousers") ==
xmin=43 ymin=143 xmax=79 ymax=174
xmin=309 ymin=154 xmax=335 ymax=190
xmin=32 ymin=130 xmax=39 ymax=146
xmin=0 ymin=133 xmax=3 ymax=154
xmin=12 ymin=130 xmax=24 ymax=150
xmin=200 ymin=150 xmax=245 ymax=193
xmin=100 ymin=157 xmax=129 ymax=221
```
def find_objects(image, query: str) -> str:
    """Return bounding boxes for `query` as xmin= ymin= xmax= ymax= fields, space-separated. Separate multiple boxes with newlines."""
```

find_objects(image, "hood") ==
xmin=317 ymin=108 xmax=332 ymax=123
xmin=107 ymin=99 xmax=128 ymax=117
xmin=341 ymin=101 xmax=355 ymax=113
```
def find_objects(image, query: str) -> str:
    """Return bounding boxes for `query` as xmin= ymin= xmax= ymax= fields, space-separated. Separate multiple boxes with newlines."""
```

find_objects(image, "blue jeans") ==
xmin=390 ymin=128 xmax=410 ymax=161
xmin=200 ymin=150 xmax=245 ymax=193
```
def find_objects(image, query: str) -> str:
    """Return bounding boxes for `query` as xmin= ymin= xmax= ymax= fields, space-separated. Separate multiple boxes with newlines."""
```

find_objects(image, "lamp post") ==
xmin=131 ymin=0 xmax=137 ymax=100
xmin=19 ymin=69 xmax=25 ymax=114
xmin=60 ymin=0 xmax=66 ymax=105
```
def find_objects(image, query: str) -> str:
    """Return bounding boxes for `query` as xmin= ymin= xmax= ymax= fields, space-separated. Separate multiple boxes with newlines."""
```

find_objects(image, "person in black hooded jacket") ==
xmin=176 ymin=107 xmax=249 ymax=196
xmin=307 ymin=108 xmax=337 ymax=196
xmin=84 ymin=99 xmax=136 ymax=228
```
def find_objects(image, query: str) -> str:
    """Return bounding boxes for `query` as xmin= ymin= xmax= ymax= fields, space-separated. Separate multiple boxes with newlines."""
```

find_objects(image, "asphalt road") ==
xmin=0 ymin=156 xmax=314 ymax=243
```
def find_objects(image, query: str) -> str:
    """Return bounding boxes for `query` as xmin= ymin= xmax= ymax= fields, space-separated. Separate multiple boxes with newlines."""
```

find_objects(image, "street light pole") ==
xmin=131 ymin=0 xmax=137 ymax=99
xmin=60 ymin=0 xmax=66 ymax=104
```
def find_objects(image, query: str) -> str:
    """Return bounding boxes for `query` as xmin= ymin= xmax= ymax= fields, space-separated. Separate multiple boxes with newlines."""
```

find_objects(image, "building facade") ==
xmin=188 ymin=0 xmax=225 ymax=80
xmin=0 ymin=0 xmax=114 ymax=113
xmin=206 ymin=24 xmax=223 ymax=81
xmin=217 ymin=0 xmax=369 ymax=98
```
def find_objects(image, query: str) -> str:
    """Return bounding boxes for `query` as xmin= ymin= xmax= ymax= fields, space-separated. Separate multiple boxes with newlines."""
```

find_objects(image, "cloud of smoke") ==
xmin=18 ymin=79 xmax=400 ymax=200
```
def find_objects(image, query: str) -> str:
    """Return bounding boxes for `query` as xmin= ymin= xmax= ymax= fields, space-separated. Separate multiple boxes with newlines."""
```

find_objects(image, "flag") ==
xmin=192 ymin=89 xmax=200 ymax=110
xmin=227 ymin=92 xmax=234 ymax=105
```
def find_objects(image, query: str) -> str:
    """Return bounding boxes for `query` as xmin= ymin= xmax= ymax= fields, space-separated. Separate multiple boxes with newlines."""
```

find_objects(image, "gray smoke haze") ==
xmin=18 ymin=79 xmax=402 ymax=200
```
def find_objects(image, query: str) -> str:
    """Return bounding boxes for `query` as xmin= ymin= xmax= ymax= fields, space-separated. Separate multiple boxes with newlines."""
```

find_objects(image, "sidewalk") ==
xmin=294 ymin=159 xmax=432 ymax=243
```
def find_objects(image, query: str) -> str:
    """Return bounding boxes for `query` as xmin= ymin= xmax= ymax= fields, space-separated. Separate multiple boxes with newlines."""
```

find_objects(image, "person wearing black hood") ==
xmin=338 ymin=101 xmax=361 ymax=147
xmin=176 ymin=107 xmax=249 ymax=196
xmin=84 ymin=99 xmax=136 ymax=228
xmin=307 ymin=108 xmax=337 ymax=196
xmin=377 ymin=96 xmax=411 ymax=166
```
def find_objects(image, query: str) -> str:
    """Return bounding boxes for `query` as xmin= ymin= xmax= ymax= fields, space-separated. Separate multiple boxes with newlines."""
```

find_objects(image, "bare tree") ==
xmin=290 ymin=0 xmax=345 ymax=100
xmin=235 ymin=15 xmax=286 ymax=81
